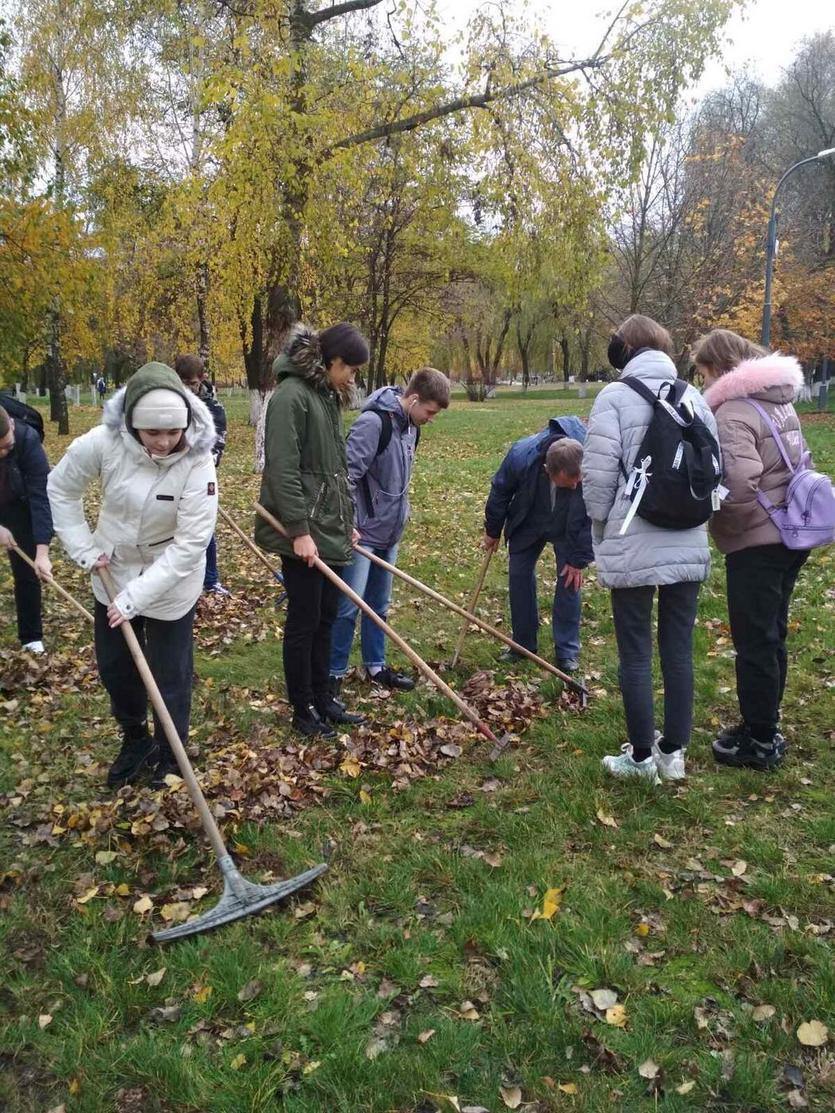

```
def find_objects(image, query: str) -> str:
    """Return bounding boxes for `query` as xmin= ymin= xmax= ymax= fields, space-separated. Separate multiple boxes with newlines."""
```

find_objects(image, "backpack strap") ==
xmin=743 ymin=399 xmax=797 ymax=475
xmin=620 ymin=376 xmax=659 ymax=407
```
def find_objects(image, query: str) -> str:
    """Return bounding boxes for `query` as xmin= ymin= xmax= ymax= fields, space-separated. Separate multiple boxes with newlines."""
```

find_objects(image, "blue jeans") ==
xmin=329 ymin=544 xmax=398 ymax=677
xmin=203 ymin=534 xmax=219 ymax=589
xmin=508 ymin=539 xmax=581 ymax=660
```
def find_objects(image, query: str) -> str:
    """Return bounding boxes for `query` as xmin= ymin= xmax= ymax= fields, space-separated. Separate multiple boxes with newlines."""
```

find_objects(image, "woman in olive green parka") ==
xmin=256 ymin=322 xmax=369 ymax=737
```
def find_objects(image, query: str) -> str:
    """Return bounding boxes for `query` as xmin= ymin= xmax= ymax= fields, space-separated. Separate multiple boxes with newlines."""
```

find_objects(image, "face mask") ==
xmin=607 ymin=333 xmax=631 ymax=371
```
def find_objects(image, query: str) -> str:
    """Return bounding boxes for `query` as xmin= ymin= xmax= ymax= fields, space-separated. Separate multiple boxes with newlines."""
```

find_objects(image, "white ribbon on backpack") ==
xmin=620 ymin=455 xmax=653 ymax=535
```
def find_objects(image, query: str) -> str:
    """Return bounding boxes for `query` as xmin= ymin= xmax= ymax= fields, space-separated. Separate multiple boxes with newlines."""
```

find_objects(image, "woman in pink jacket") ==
xmin=693 ymin=329 xmax=809 ymax=771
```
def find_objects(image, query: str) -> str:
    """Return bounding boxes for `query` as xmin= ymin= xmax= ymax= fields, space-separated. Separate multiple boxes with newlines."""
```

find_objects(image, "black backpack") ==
xmin=0 ymin=391 xmax=45 ymax=442
xmin=357 ymin=404 xmax=420 ymax=517
xmin=619 ymin=377 xmax=721 ymax=533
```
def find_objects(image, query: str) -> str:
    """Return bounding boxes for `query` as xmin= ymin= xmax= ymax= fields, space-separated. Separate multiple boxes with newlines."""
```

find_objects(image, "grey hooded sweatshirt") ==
xmin=347 ymin=386 xmax=418 ymax=549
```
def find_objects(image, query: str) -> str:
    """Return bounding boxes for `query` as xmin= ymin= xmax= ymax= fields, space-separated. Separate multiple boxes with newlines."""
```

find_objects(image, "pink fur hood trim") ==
xmin=703 ymin=354 xmax=804 ymax=411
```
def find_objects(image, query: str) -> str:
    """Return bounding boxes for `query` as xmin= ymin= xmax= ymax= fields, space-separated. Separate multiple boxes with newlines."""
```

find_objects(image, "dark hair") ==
xmin=404 ymin=367 xmax=450 ymax=408
xmin=0 ymin=406 xmax=10 ymax=438
xmin=691 ymin=329 xmax=766 ymax=377
xmin=174 ymin=354 xmax=204 ymax=380
xmin=318 ymin=322 xmax=369 ymax=368
xmin=617 ymin=314 xmax=675 ymax=359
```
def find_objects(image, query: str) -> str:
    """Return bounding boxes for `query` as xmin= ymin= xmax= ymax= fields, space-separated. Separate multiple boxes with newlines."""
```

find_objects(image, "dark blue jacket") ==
xmin=199 ymin=381 xmax=227 ymax=466
xmin=484 ymin=416 xmax=593 ymax=567
xmin=0 ymin=420 xmax=53 ymax=544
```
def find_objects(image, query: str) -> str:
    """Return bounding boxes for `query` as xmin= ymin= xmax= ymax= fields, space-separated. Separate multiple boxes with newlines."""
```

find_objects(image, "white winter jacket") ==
xmin=48 ymin=387 xmax=218 ymax=620
xmin=581 ymin=349 xmax=718 ymax=589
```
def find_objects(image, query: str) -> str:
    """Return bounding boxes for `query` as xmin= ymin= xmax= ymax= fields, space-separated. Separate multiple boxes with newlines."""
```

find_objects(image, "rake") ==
xmin=95 ymin=565 xmax=327 ymax=942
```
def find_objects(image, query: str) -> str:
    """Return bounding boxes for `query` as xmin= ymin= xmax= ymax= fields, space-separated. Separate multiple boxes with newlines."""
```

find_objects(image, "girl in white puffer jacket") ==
xmin=48 ymin=362 xmax=217 ymax=789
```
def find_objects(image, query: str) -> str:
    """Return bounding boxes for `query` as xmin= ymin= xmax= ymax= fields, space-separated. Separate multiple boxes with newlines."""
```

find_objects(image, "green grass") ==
xmin=1 ymin=392 xmax=834 ymax=1111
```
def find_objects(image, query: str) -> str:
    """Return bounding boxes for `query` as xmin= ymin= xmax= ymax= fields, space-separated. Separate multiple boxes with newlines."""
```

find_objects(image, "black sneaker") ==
xmin=315 ymin=695 xmax=365 ymax=725
xmin=717 ymin=721 xmax=788 ymax=755
xmin=150 ymin=756 xmax=182 ymax=790
xmin=368 ymin=666 xmax=415 ymax=692
xmin=556 ymin=657 xmax=580 ymax=673
xmin=712 ymin=729 xmax=784 ymax=771
xmin=497 ymin=647 xmax=524 ymax=663
xmin=107 ymin=728 xmax=158 ymax=788
xmin=291 ymin=705 xmax=337 ymax=739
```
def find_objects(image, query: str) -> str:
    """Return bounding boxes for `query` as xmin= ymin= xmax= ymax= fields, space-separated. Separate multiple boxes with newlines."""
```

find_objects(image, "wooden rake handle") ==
xmin=10 ymin=543 xmax=95 ymax=623
xmin=252 ymin=502 xmax=498 ymax=744
xmin=451 ymin=546 xmax=494 ymax=668
xmin=354 ymin=543 xmax=588 ymax=696
xmin=217 ymin=504 xmax=282 ymax=582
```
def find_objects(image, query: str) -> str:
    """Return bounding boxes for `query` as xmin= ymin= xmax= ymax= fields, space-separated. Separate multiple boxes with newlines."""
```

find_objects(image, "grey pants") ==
xmin=610 ymin=581 xmax=701 ymax=750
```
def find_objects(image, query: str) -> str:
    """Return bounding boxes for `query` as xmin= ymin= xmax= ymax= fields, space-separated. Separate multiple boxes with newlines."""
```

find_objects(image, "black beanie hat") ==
xmin=318 ymin=322 xmax=370 ymax=368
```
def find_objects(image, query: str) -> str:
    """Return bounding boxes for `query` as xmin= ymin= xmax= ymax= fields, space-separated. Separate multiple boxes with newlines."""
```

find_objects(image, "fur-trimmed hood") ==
xmin=102 ymin=366 xmax=216 ymax=459
xmin=703 ymin=354 xmax=804 ymax=411
xmin=273 ymin=324 xmax=336 ymax=399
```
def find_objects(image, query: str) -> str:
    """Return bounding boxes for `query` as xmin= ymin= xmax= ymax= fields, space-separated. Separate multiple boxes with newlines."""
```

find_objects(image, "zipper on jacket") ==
xmin=310 ymin=482 xmax=326 ymax=521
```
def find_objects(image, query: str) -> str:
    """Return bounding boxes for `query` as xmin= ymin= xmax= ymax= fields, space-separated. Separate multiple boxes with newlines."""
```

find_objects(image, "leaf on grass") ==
xmin=530 ymin=887 xmax=562 ymax=921
xmin=76 ymin=886 xmax=99 ymax=905
xmin=38 ymin=1013 xmax=53 ymax=1029
xmin=359 ymin=789 xmax=372 ymax=805
xmin=340 ymin=756 xmax=361 ymax=778
xmin=499 ymin=1084 xmax=522 ymax=1108
xmin=192 ymin=886 xmax=209 ymax=900
xmin=731 ymin=860 xmax=747 ymax=876
xmin=133 ymin=895 xmax=153 ymax=915
xmin=192 ymin=984 xmax=212 ymax=1003
xmin=596 ymin=809 xmax=618 ymax=829
xmin=95 ymin=850 xmax=117 ymax=865
xmin=591 ymin=988 xmax=618 ymax=1011
xmin=458 ymin=1000 xmax=480 ymax=1021
xmin=605 ymin=1004 xmax=627 ymax=1028
xmin=419 ymin=974 xmax=439 ymax=988
xmin=439 ymin=743 xmax=462 ymax=758
xmin=145 ymin=968 xmax=166 ymax=987
xmin=676 ymin=1081 xmax=696 ymax=1095
xmin=787 ymin=1092 xmax=808 ymax=1110
xmin=652 ymin=834 xmax=672 ymax=849
xmin=417 ymin=1029 xmax=436 ymax=1044
xmin=797 ymin=1020 xmax=828 ymax=1046
xmin=237 ymin=979 xmax=262 ymax=1003
xmin=558 ymin=1082 xmax=578 ymax=1094
xmin=160 ymin=902 xmax=191 ymax=924
xmin=634 ymin=922 xmax=650 ymax=937
xmin=482 ymin=851 xmax=503 ymax=868
xmin=751 ymin=1004 xmax=776 ymax=1022
xmin=638 ymin=1059 xmax=659 ymax=1079
xmin=230 ymin=1053 xmax=246 ymax=1070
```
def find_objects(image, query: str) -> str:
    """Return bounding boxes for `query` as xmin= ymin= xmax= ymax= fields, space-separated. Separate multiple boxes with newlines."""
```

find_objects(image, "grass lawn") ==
xmin=1 ymin=388 xmax=833 ymax=1112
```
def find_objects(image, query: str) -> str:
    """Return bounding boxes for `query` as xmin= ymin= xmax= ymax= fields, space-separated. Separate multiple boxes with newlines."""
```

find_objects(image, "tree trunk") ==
xmin=196 ymin=260 xmax=212 ymax=379
xmin=560 ymin=334 xmax=571 ymax=384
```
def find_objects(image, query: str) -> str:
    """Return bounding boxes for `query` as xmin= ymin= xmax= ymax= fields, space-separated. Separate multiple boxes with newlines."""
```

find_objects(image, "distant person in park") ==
xmin=48 ymin=363 xmax=217 ymax=789
xmin=96 ymin=375 xmax=106 ymax=404
xmin=483 ymin=420 xmax=592 ymax=673
xmin=328 ymin=367 xmax=450 ymax=705
xmin=582 ymin=314 xmax=718 ymax=783
xmin=255 ymin=322 xmax=368 ymax=739
xmin=175 ymin=353 xmax=230 ymax=596
xmin=0 ymin=404 xmax=53 ymax=654
xmin=694 ymin=329 xmax=813 ymax=771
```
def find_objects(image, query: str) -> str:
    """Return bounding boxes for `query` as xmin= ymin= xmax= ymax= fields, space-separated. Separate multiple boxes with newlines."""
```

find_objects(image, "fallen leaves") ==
xmin=499 ymin=1084 xmax=522 ymax=1108
xmin=596 ymin=809 xmax=618 ymax=829
xmin=796 ymin=1019 xmax=829 ymax=1047
xmin=132 ymin=895 xmax=152 ymax=915
xmin=530 ymin=886 xmax=562 ymax=921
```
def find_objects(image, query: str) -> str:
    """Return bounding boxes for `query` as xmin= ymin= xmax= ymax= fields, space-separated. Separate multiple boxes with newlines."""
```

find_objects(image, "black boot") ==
xmin=107 ymin=725 xmax=158 ymax=788
xmin=315 ymin=693 xmax=365 ymax=725
xmin=291 ymin=704 xmax=337 ymax=739
xmin=150 ymin=744 xmax=182 ymax=789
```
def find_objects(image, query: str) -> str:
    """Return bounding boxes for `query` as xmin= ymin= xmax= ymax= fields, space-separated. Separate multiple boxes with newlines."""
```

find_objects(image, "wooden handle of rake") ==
xmin=97 ymin=566 xmax=231 ymax=865
xmin=354 ymin=543 xmax=588 ymax=696
xmin=253 ymin=502 xmax=499 ymax=744
xmin=217 ymin=504 xmax=283 ymax=582
xmin=10 ymin=543 xmax=95 ymax=623
xmin=451 ymin=546 xmax=494 ymax=668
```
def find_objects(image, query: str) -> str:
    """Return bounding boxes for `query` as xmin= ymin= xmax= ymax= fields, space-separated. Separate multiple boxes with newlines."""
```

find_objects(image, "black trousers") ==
xmin=610 ymin=581 xmax=701 ymax=749
xmin=725 ymin=543 xmax=808 ymax=740
xmin=94 ymin=602 xmax=195 ymax=753
xmin=281 ymin=555 xmax=341 ymax=712
xmin=0 ymin=500 xmax=43 ymax=645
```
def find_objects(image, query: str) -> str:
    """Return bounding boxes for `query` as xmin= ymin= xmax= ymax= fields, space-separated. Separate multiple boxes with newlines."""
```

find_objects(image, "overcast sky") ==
xmin=436 ymin=0 xmax=833 ymax=97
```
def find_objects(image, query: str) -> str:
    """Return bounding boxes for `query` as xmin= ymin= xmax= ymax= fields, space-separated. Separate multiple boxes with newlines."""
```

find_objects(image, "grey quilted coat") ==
xmin=581 ymin=349 xmax=719 ymax=589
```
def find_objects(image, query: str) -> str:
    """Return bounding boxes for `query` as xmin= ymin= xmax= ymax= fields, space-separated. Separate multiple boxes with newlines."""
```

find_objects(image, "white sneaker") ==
xmin=602 ymin=744 xmax=661 ymax=784
xmin=22 ymin=640 xmax=45 ymax=655
xmin=652 ymin=735 xmax=686 ymax=780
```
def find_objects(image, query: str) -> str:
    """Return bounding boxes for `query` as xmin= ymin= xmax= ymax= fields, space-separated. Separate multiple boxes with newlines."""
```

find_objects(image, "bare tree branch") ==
xmin=329 ymin=55 xmax=609 ymax=152
xmin=307 ymin=0 xmax=386 ymax=29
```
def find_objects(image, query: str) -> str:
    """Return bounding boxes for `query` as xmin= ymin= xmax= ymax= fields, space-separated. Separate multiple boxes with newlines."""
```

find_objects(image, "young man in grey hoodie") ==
xmin=329 ymin=367 xmax=450 ymax=701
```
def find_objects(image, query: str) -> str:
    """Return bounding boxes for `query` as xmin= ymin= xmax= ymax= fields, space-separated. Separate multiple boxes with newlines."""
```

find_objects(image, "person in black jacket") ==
xmin=483 ymin=418 xmax=593 ymax=672
xmin=0 ymin=405 xmax=53 ymax=653
xmin=175 ymin=354 xmax=230 ymax=595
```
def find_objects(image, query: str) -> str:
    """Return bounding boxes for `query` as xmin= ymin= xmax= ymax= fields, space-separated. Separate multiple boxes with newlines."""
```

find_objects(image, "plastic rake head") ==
xmin=152 ymin=856 xmax=328 ymax=943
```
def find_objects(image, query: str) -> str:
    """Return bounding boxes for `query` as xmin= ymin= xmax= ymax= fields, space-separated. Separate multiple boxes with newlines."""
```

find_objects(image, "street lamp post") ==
xmin=761 ymin=147 xmax=835 ymax=346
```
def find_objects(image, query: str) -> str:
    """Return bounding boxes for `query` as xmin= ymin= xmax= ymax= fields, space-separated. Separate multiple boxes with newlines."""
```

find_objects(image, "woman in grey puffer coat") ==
xmin=582 ymin=315 xmax=718 ymax=784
